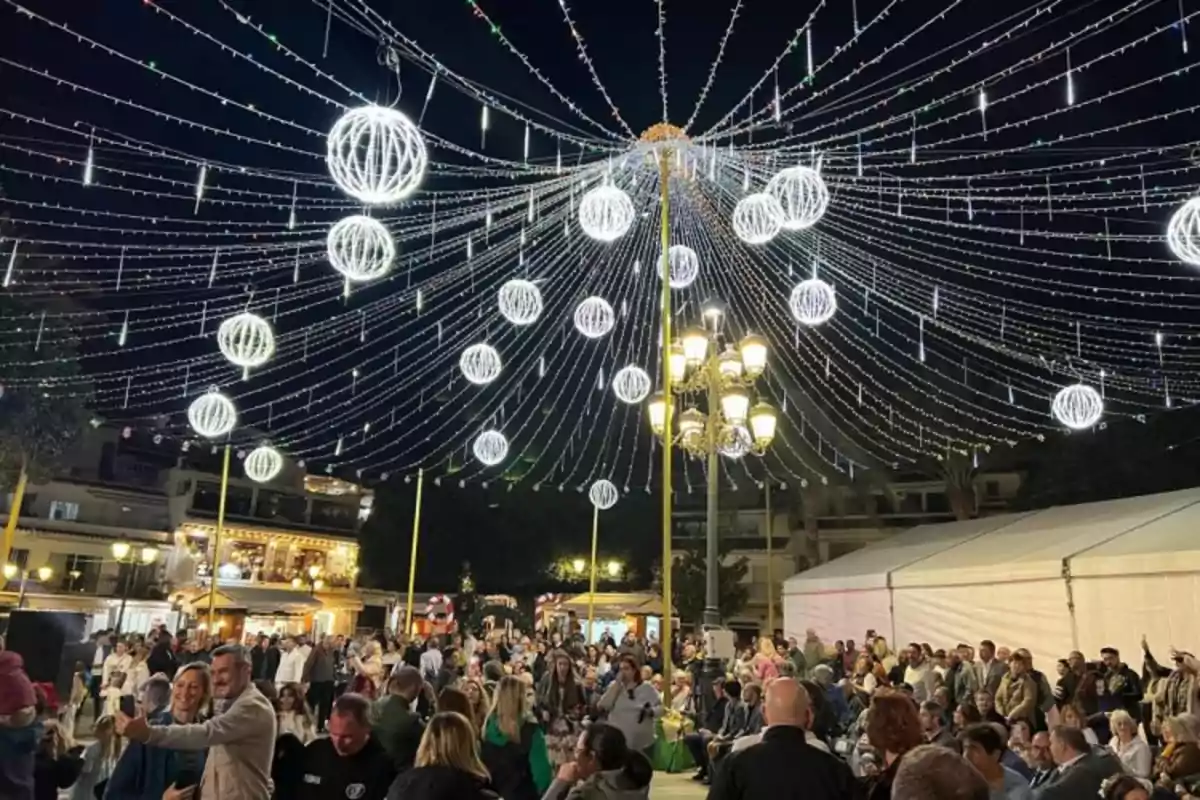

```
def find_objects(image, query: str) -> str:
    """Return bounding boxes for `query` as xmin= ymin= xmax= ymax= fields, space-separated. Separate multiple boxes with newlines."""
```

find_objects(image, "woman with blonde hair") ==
xmin=350 ymin=640 xmax=385 ymax=698
xmin=463 ymin=677 xmax=490 ymax=732
xmin=752 ymin=636 xmax=779 ymax=682
xmin=386 ymin=711 xmax=498 ymax=800
xmin=481 ymin=675 xmax=553 ymax=800
xmin=1107 ymin=708 xmax=1151 ymax=778
xmin=1155 ymin=713 xmax=1200 ymax=789
xmin=70 ymin=714 xmax=115 ymax=800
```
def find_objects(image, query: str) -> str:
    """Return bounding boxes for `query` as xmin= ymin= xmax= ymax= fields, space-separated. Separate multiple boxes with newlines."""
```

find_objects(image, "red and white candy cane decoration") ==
xmin=535 ymin=593 xmax=562 ymax=618
xmin=424 ymin=594 xmax=455 ymax=623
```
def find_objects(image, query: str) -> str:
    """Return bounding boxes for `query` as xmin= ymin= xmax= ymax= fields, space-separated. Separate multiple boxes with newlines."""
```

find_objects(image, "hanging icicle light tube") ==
xmin=646 ymin=300 xmax=777 ymax=459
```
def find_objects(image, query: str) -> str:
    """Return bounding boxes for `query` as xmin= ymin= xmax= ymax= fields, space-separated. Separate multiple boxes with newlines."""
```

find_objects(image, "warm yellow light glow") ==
xmin=572 ymin=558 xmax=586 ymax=574
xmin=668 ymin=344 xmax=688 ymax=383
xmin=2 ymin=563 xmax=16 ymax=581
xmin=215 ymin=620 xmax=225 ymax=630
xmin=718 ymin=349 xmax=744 ymax=380
xmin=681 ymin=327 xmax=709 ymax=364
xmin=291 ymin=577 xmax=303 ymax=589
xmin=606 ymin=560 xmax=621 ymax=577
xmin=313 ymin=579 xmax=325 ymax=591
xmin=140 ymin=546 xmax=160 ymax=565
xmin=308 ymin=565 xmax=322 ymax=579
xmin=111 ymin=541 xmax=131 ymax=560
xmin=739 ymin=334 xmax=768 ymax=378
xmin=749 ymin=402 xmax=779 ymax=447
xmin=647 ymin=392 xmax=668 ymax=435
xmin=720 ymin=387 xmax=751 ymax=425
xmin=36 ymin=565 xmax=52 ymax=582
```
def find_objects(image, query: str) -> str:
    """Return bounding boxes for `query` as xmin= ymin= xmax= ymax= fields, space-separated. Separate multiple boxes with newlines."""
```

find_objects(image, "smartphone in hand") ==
xmin=119 ymin=695 xmax=137 ymax=718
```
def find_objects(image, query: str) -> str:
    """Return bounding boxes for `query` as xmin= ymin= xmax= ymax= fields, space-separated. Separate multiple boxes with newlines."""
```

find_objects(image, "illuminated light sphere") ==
xmin=732 ymin=192 xmax=785 ymax=245
xmin=766 ymin=165 xmax=830 ymax=231
xmin=578 ymin=184 xmax=635 ymax=243
xmin=573 ymin=296 xmax=615 ymax=339
xmin=658 ymin=244 xmax=699 ymax=289
xmin=719 ymin=426 xmax=754 ymax=460
xmin=472 ymin=429 xmax=509 ymax=466
xmin=216 ymin=312 xmax=275 ymax=373
xmin=1051 ymin=383 xmax=1104 ymax=430
xmin=788 ymin=278 xmax=837 ymax=326
xmin=187 ymin=389 xmax=237 ymax=439
xmin=1167 ymin=196 xmax=1200 ymax=266
xmin=459 ymin=343 xmax=502 ymax=385
xmin=497 ymin=279 xmax=543 ymax=326
xmin=327 ymin=215 xmax=395 ymax=283
xmin=244 ymin=445 xmax=284 ymax=483
xmin=589 ymin=479 xmax=620 ymax=510
xmin=612 ymin=365 xmax=652 ymax=404
xmin=326 ymin=105 xmax=428 ymax=205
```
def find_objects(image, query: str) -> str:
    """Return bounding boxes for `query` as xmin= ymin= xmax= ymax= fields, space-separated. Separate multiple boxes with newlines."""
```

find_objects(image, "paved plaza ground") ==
xmin=651 ymin=772 xmax=707 ymax=799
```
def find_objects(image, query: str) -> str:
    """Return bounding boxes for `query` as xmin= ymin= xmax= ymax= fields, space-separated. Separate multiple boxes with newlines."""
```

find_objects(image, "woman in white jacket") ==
xmin=596 ymin=654 xmax=662 ymax=756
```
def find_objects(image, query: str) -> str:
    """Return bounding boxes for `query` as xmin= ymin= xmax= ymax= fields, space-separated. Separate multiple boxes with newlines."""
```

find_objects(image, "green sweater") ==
xmin=482 ymin=715 xmax=553 ymax=794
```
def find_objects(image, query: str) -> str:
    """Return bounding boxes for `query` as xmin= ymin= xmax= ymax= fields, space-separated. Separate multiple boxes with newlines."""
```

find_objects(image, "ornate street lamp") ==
xmin=112 ymin=541 xmax=160 ymax=634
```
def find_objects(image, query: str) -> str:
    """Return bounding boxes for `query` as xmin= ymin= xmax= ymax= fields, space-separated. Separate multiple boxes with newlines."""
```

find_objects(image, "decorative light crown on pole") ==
xmin=327 ymin=215 xmax=395 ymax=284
xmin=578 ymin=185 xmax=636 ymax=243
xmin=1052 ymin=383 xmax=1104 ymax=430
xmin=244 ymin=444 xmax=284 ymax=483
xmin=497 ymin=279 xmax=543 ymax=326
xmin=459 ymin=343 xmax=503 ymax=385
xmin=588 ymin=479 xmax=619 ymax=510
xmin=188 ymin=389 xmax=237 ymax=439
xmin=326 ymin=105 xmax=428 ymax=205
xmin=472 ymin=429 xmax=509 ymax=466
xmin=767 ymin=165 xmax=830 ymax=231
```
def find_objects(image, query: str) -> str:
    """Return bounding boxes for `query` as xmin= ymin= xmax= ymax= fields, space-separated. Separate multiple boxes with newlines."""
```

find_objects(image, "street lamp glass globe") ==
xmin=720 ymin=387 xmax=751 ymax=426
xmin=668 ymin=345 xmax=688 ymax=383
xmin=606 ymin=561 xmax=621 ymax=577
xmin=2 ymin=563 xmax=15 ymax=580
xmin=681 ymin=328 xmax=709 ymax=364
xmin=308 ymin=565 xmax=322 ymax=579
xmin=647 ymin=393 xmax=669 ymax=435
xmin=36 ymin=566 xmax=52 ymax=582
xmin=718 ymin=349 xmax=744 ymax=381
xmin=140 ymin=546 xmax=159 ymax=565
xmin=313 ymin=579 xmax=325 ymax=591
xmin=739 ymin=334 xmax=768 ymax=378
xmin=572 ymin=558 xmax=586 ymax=574
xmin=111 ymin=542 xmax=131 ymax=560
xmin=292 ymin=577 xmax=303 ymax=589
xmin=749 ymin=402 xmax=779 ymax=447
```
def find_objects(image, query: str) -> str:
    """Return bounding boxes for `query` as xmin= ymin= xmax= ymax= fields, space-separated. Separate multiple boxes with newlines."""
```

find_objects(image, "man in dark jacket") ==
xmin=708 ymin=678 xmax=862 ymax=800
xmin=303 ymin=635 xmax=337 ymax=732
xmin=299 ymin=694 xmax=395 ymax=800
xmin=685 ymin=679 xmax=744 ymax=783
xmin=1034 ymin=725 xmax=1122 ymax=800
xmin=372 ymin=666 xmax=425 ymax=773
xmin=147 ymin=638 xmax=178 ymax=680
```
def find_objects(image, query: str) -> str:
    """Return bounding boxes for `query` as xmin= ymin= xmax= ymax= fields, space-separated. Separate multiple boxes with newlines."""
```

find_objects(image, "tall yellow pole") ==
xmin=1 ymin=463 xmax=28 ymax=572
xmin=659 ymin=153 xmax=674 ymax=694
xmin=206 ymin=443 xmax=231 ymax=632
xmin=587 ymin=504 xmax=599 ymax=643
xmin=765 ymin=482 xmax=775 ymax=636
xmin=404 ymin=467 xmax=425 ymax=636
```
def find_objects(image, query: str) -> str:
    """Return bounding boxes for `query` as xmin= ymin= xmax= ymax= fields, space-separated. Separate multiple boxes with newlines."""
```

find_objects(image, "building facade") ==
xmin=1 ymin=426 xmax=394 ymax=638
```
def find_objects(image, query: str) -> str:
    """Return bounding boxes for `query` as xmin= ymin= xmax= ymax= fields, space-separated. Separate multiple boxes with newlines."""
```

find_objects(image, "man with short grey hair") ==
xmin=117 ymin=643 xmax=277 ymax=800
xmin=140 ymin=674 xmax=172 ymax=716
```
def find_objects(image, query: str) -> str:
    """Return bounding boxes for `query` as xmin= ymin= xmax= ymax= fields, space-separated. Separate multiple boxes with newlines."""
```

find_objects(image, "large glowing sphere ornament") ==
xmin=497 ymin=279 xmax=543 ymax=326
xmin=589 ymin=479 xmax=620 ymax=510
xmin=579 ymin=184 xmax=636 ymax=242
xmin=789 ymin=278 xmax=837 ymax=326
xmin=473 ymin=429 xmax=509 ymax=466
xmin=612 ymin=365 xmax=652 ymax=404
xmin=1167 ymin=196 xmax=1200 ymax=266
xmin=217 ymin=312 xmax=275 ymax=376
xmin=326 ymin=105 xmax=427 ymax=205
xmin=459 ymin=343 xmax=503 ymax=385
xmin=188 ymin=389 xmax=237 ymax=439
xmin=327 ymin=215 xmax=395 ymax=283
xmin=766 ymin=165 xmax=830 ymax=231
xmin=1051 ymin=383 xmax=1104 ymax=430
xmin=244 ymin=445 xmax=284 ymax=483
xmin=659 ymin=245 xmax=699 ymax=289
xmin=732 ymin=193 xmax=785 ymax=245
xmin=574 ymin=297 xmax=615 ymax=339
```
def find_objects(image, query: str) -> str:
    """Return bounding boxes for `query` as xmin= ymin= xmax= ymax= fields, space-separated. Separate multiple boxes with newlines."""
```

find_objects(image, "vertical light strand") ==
xmin=978 ymin=87 xmax=988 ymax=139
xmin=33 ymin=311 xmax=45 ymax=351
xmin=3 ymin=240 xmax=19 ymax=288
xmin=806 ymin=24 xmax=814 ymax=79
xmin=118 ymin=310 xmax=130 ymax=347
xmin=523 ymin=124 xmax=530 ymax=164
xmin=287 ymin=181 xmax=298 ymax=230
xmin=480 ymin=104 xmax=489 ymax=149
xmin=909 ymin=114 xmax=917 ymax=164
xmin=856 ymin=134 xmax=863 ymax=177
xmin=194 ymin=162 xmax=207 ymax=214
xmin=115 ymin=246 xmax=126 ymax=291
xmin=418 ymin=70 xmax=437 ymax=127
xmin=208 ymin=248 xmax=219 ymax=288
xmin=919 ymin=316 xmax=926 ymax=362
xmin=1180 ymin=0 xmax=1189 ymax=54
xmin=773 ymin=68 xmax=781 ymax=123
xmin=82 ymin=129 xmax=96 ymax=186
xmin=1065 ymin=48 xmax=1075 ymax=106
xmin=852 ymin=0 xmax=860 ymax=34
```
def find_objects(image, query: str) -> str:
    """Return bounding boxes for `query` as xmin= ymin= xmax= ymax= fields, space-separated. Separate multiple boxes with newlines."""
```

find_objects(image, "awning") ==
xmin=188 ymin=586 xmax=323 ymax=615
xmin=558 ymin=592 xmax=673 ymax=617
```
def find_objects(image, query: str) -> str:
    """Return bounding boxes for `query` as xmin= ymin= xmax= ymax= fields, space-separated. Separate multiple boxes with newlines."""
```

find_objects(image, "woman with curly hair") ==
xmin=864 ymin=691 xmax=925 ymax=800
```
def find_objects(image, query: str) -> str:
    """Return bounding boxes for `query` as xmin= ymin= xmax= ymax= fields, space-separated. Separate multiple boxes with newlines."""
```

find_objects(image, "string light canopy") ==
xmin=497 ymin=279 xmax=544 ymax=326
xmin=244 ymin=444 xmax=284 ymax=483
xmin=588 ymin=479 xmax=620 ymax=509
xmin=578 ymin=184 xmax=636 ymax=242
xmin=326 ymin=105 xmax=428 ymax=205
xmin=459 ymin=343 xmax=503 ymax=385
xmin=788 ymin=278 xmax=838 ymax=326
xmin=1052 ymin=383 xmax=1105 ymax=431
xmin=472 ymin=429 xmax=509 ymax=466
xmin=187 ymin=389 xmax=237 ymax=439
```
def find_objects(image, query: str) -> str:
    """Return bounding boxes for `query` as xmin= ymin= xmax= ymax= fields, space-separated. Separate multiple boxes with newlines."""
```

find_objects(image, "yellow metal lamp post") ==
xmin=646 ymin=300 xmax=778 ymax=630
xmin=112 ymin=542 xmax=159 ymax=634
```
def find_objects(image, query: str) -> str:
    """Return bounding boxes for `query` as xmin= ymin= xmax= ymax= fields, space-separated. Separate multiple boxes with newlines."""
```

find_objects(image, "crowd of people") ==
xmin=0 ymin=621 xmax=1197 ymax=800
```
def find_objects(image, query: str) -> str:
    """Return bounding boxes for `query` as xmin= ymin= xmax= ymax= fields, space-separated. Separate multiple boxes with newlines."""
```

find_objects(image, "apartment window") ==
xmin=49 ymin=501 xmax=80 ymax=521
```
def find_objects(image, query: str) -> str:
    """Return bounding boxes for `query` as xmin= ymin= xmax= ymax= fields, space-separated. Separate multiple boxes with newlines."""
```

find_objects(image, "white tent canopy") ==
xmin=783 ymin=488 xmax=1200 ymax=663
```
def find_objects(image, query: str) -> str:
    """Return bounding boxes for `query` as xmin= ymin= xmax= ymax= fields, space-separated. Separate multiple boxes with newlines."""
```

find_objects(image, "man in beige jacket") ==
xmin=117 ymin=643 xmax=277 ymax=800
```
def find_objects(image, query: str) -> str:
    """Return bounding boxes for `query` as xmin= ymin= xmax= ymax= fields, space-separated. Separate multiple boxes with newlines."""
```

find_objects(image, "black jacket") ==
xmin=372 ymin=695 xmax=425 ymax=773
xmin=387 ymin=765 xmax=499 ymax=800
xmin=701 ymin=696 xmax=728 ymax=734
xmin=1031 ymin=751 xmax=1122 ymax=800
xmin=707 ymin=726 xmax=864 ymax=800
xmin=146 ymin=643 xmax=178 ymax=680
xmin=296 ymin=736 xmax=396 ymax=800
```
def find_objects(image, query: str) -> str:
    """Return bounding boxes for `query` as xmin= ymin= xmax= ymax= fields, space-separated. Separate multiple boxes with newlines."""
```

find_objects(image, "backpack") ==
xmin=480 ymin=722 xmax=539 ymax=800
